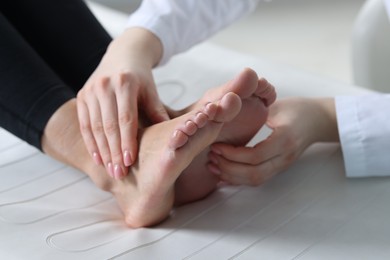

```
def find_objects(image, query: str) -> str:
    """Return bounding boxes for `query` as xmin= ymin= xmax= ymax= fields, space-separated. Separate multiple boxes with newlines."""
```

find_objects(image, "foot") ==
xmin=41 ymin=68 xmax=275 ymax=228
xmin=112 ymin=92 xmax=242 ymax=227
xmin=171 ymin=68 xmax=277 ymax=205
xmin=42 ymin=92 xmax=241 ymax=228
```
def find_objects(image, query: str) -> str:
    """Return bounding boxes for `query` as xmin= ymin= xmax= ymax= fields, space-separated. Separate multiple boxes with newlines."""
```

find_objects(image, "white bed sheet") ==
xmin=1 ymin=42 xmax=389 ymax=260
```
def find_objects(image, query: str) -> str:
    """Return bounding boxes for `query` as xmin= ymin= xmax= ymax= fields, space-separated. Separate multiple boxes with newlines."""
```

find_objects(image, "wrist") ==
xmin=313 ymin=98 xmax=339 ymax=143
xmin=109 ymin=27 xmax=163 ymax=69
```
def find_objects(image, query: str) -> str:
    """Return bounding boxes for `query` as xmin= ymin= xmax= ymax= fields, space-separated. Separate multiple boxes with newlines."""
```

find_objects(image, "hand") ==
xmin=208 ymin=97 xmax=338 ymax=186
xmin=77 ymin=28 xmax=169 ymax=179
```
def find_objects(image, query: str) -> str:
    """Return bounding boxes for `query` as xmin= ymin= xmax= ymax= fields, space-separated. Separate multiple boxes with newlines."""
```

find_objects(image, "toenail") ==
xmin=185 ymin=121 xmax=197 ymax=135
xmin=173 ymin=129 xmax=179 ymax=137
xmin=205 ymin=102 xmax=213 ymax=111
xmin=195 ymin=112 xmax=208 ymax=127
xmin=186 ymin=120 xmax=196 ymax=129
xmin=204 ymin=102 xmax=218 ymax=118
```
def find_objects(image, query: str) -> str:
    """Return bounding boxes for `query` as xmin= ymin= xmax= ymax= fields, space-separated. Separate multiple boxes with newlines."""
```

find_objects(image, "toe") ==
xmin=213 ymin=92 xmax=242 ymax=123
xmin=255 ymin=78 xmax=277 ymax=106
xmin=194 ymin=112 xmax=209 ymax=128
xmin=182 ymin=120 xmax=197 ymax=136
xmin=203 ymin=102 xmax=218 ymax=120
xmin=169 ymin=130 xmax=189 ymax=149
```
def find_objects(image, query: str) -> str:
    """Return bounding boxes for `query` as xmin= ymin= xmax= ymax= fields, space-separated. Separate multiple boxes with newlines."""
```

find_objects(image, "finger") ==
xmin=98 ymin=81 xmax=125 ymax=179
xmin=208 ymin=154 xmax=271 ymax=186
xmin=76 ymin=98 xmax=102 ymax=166
xmin=209 ymin=153 xmax=284 ymax=186
xmin=211 ymin=131 xmax=283 ymax=165
xmin=116 ymin=76 xmax=138 ymax=168
xmin=88 ymin=94 xmax=114 ymax=177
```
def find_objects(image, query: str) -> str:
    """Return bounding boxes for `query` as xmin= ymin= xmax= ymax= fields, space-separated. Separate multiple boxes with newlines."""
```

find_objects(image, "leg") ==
xmin=0 ymin=11 xmax=75 ymax=149
xmin=0 ymin=0 xmax=112 ymax=90
xmin=0 ymin=0 xmax=111 ymax=149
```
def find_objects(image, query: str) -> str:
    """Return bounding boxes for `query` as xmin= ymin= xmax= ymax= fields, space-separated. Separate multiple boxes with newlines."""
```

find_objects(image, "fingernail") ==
xmin=107 ymin=162 xmax=114 ymax=178
xmin=114 ymin=164 xmax=123 ymax=179
xmin=123 ymin=150 xmax=133 ymax=166
xmin=92 ymin=152 xmax=102 ymax=165
xmin=211 ymin=146 xmax=222 ymax=155
xmin=208 ymin=163 xmax=221 ymax=175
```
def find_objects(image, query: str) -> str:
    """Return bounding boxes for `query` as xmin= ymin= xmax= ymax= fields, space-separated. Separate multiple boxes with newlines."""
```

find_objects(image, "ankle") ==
xmin=41 ymin=99 xmax=101 ymax=181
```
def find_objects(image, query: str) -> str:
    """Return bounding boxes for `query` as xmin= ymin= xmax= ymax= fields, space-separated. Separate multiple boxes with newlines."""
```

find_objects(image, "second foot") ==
xmin=174 ymin=69 xmax=277 ymax=205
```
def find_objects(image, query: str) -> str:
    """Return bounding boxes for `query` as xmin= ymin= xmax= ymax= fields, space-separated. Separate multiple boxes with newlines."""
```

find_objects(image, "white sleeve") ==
xmin=335 ymin=94 xmax=390 ymax=177
xmin=126 ymin=0 xmax=260 ymax=65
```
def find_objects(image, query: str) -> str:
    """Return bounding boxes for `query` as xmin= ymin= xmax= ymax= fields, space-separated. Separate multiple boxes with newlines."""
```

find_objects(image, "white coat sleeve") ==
xmin=126 ymin=0 xmax=260 ymax=65
xmin=335 ymin=94 xmax=390 ymax=177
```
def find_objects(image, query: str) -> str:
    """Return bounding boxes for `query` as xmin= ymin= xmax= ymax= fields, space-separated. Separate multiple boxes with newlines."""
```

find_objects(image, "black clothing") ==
xmin=0 ymin=0 xmax=111 ymax=149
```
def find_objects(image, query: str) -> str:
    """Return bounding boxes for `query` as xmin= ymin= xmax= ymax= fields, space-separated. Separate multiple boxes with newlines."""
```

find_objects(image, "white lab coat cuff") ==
xmin=336 ymin=94 xmax=390 ymax=177
xmin=336 ymin=96 xmax=368 ymax=177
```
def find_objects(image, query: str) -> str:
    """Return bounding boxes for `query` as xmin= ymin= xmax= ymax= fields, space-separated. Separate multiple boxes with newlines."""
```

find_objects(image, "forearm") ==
xmin=126 ymin=0 xmax=260 ymax=65
xmin=106 ymin=27 xmax=163 ymax=69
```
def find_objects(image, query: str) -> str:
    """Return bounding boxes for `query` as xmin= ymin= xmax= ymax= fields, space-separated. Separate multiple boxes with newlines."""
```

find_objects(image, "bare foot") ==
xmin=43 ymin=92 xmax=241 ymax=228
xmin=41 ymin=68 xmax=275 ymax=228
xmin=111 ymin=92 xmax=242 ymax=227
xmin=171 ymin=68 xmax=277 ymax=205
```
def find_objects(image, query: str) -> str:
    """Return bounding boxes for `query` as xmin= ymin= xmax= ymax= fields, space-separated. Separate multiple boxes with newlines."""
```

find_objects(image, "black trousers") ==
xmin=0 ymin=0 xmax=112 ymax=150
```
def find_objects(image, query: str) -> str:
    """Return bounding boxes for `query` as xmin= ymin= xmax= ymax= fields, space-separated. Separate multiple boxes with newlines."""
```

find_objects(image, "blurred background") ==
xmin=89 ymin=0 xmax=370 ymax=86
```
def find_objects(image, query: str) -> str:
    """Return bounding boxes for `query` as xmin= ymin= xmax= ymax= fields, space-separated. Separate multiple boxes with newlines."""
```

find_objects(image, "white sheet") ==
xmin=2 ymin=3 xmax=390 ymax=259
